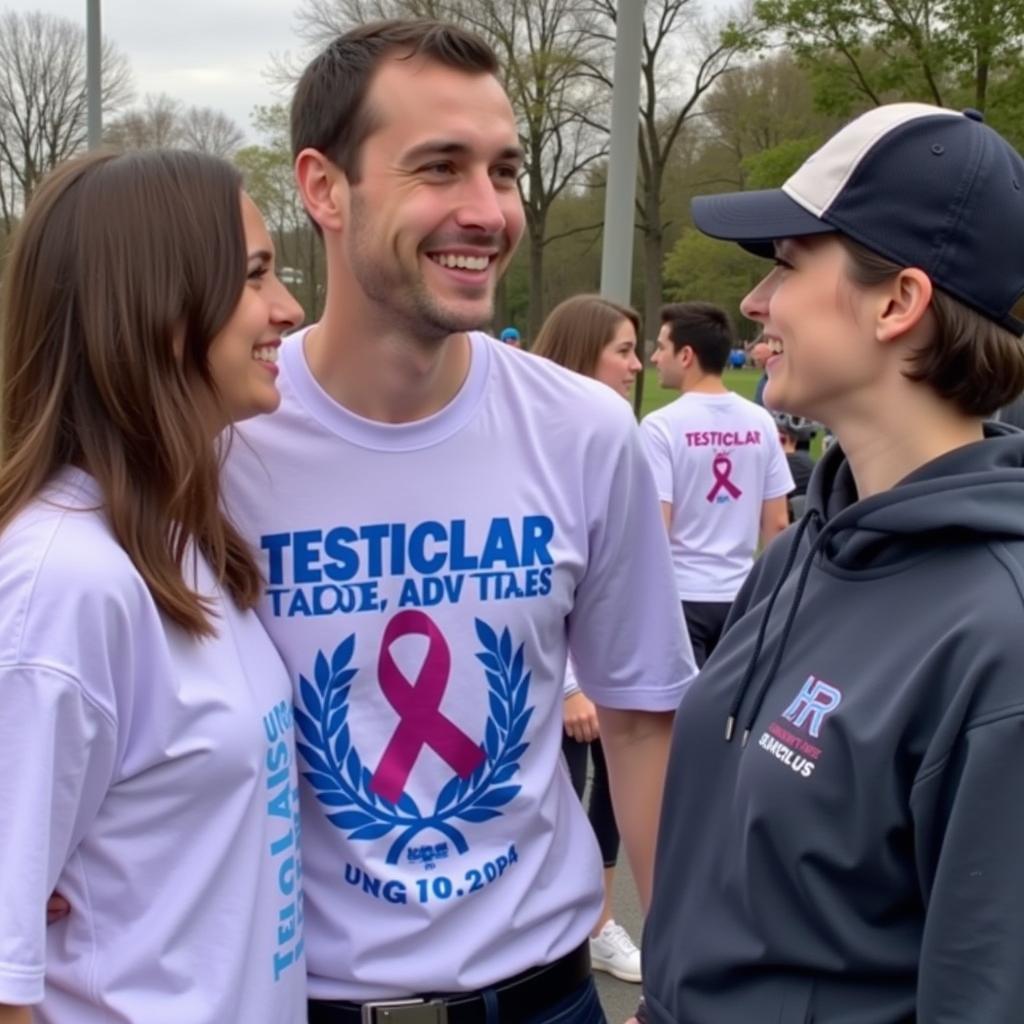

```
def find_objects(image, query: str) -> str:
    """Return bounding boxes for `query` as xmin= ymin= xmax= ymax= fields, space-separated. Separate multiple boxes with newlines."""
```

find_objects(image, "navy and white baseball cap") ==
xmin=692 ymin=103 xmax=1024 ymax=334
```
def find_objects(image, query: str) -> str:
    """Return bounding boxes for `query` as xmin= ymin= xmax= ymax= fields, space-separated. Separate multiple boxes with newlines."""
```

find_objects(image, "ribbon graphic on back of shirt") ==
xmin=294 ymin=617 xmax=533 ymax=864
xmin=370 ymin=610 xmax=485 ymax=803
xmin=706 ymin=452 xmax=743 ymax=502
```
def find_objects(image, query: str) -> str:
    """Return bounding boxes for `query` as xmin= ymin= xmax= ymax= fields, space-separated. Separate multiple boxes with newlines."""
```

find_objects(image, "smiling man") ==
xmin=221 ymin=20 xmax=696 ymax=1024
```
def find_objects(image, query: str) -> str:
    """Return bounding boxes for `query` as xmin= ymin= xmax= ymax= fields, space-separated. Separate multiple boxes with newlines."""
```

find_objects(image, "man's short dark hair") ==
xmin=659 ymin=302 xmax=735 ymax=375
xmin=291 ymin=19 xmax=500 ymax=182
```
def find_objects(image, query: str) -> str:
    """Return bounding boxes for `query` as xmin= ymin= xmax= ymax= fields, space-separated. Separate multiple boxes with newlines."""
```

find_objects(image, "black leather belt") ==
xmin=308 ymin=942 xmax=591 ymax=1023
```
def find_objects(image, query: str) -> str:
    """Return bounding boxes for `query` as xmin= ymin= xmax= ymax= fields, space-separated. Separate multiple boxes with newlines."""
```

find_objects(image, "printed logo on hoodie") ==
xmin=757 ymin=674 xmax=843 ymax=779
xmin=782 ymin=675 xmax=842 ymax=736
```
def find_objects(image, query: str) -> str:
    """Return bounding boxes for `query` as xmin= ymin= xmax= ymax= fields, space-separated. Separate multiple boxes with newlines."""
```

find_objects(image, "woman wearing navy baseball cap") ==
xmin=641 ymin=104 xmax=1024 ymax=1023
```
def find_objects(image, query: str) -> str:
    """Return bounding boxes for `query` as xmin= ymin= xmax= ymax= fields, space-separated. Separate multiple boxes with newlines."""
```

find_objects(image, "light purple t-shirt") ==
xmin=223 ymin=329 xmax=696 ymax=1000
xmin=0 ymin=470 xmax=306 ymax=1022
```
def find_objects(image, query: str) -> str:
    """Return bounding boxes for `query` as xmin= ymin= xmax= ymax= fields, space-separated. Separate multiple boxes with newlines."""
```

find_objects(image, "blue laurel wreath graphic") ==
xmin=294 ymin=618 xmax=533 ymax=865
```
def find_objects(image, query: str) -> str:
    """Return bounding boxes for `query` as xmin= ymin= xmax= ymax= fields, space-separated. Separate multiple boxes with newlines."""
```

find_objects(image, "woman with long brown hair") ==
xmin=533 ymin=294 xmax=644 ymax=402
xmin=0 ymin=149 xmax=306 ymax=1023
xmin=533 ymin=293 xmax=646 ymax=983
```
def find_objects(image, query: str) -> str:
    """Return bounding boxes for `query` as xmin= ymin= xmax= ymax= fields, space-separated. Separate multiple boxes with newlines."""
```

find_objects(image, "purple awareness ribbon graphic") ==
xmin=370 ymin=609 xmax=485 ymax=804
xmin=706 ymin=452 xmax=743 ymax=502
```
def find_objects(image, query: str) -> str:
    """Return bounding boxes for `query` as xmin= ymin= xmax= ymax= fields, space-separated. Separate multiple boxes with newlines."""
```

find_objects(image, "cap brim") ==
xmin=691 ymin=189 xmax=834 ymax=258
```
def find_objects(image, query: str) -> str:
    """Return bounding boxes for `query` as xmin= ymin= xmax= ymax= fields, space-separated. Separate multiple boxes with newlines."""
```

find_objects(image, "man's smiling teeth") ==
xmin=253 ymin=345 xmax=279 ymax=363
xmin=430 ymin=253 xmax=489 ymax=271
xmin=767 ymin=338 xmax=784 ymax=354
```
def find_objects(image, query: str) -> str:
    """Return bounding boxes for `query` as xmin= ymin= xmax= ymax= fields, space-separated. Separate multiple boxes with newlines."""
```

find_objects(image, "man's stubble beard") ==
xmin=348 ymin=193 xmax=498 ymax=344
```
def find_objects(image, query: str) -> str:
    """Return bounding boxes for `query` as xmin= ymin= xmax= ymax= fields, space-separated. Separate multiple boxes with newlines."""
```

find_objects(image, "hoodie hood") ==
xmin=725 ymin=422 xmax=1024 ymax=743
xmin=804 ymin=421 xmax=1024 ymax=571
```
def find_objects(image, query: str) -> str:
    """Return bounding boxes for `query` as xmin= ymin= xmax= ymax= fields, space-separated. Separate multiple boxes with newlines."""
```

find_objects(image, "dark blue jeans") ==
xmin=521 ymin=977 xmax=606 ymax=1023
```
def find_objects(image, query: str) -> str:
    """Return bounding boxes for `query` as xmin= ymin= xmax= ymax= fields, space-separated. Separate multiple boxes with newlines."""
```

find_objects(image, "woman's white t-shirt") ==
xmin=0 ymin=469 xmax=306 ymax=1022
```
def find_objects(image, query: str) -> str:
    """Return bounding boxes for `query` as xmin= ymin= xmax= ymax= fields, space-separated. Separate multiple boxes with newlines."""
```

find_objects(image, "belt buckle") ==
xmin=360 ymin=998 xmax=448 ymax=1023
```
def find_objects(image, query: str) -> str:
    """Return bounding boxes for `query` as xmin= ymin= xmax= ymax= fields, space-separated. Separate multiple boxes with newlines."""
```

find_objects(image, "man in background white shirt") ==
xmin=642 ymin=302 xmax=792 ymax=665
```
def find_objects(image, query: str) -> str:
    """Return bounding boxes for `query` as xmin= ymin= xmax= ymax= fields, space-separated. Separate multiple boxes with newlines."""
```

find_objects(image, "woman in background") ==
xmin=0 ymin=149 xmax=306 ymax=1023
xmin=533 ymin=294 xmax=645 ymax=983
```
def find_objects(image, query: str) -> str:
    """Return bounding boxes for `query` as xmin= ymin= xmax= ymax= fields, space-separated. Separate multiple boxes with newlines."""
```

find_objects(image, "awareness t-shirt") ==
xmin=0 ymin=470 xmax=305 ymax=1023
xmin=641 ymin=392 xmax=794 ymax=601
xmin=223 ymin=328 xmax=695 ymax=1000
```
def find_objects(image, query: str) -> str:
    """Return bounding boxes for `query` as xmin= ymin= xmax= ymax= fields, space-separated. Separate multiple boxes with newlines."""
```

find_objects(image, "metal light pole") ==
xmin=599 ymin=0 xmax=645 ymax=306
xmin=86 ymin=0 xmax=102 ymax=149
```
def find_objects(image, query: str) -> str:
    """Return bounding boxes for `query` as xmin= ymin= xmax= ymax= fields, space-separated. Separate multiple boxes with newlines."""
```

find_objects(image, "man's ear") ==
xmin=876 ymin=267 xmax=933 ymax=344
xmin=295 ymin=148 xmax=348 ymax=234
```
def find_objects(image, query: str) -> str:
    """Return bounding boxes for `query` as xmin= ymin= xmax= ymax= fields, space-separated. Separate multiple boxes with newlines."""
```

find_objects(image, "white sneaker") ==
xmin=589 ymin=919 xmax=642 ymax=983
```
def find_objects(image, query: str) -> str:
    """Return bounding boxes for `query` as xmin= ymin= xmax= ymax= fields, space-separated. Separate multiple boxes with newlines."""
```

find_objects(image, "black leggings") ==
xmin=682 ymin=600 xmax=732 ymax=668
xmin=561 ymin=734 xmax=620 ymax=868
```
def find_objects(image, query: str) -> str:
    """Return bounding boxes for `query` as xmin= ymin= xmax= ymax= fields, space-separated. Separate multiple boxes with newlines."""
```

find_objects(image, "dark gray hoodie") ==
xmin=644 ymin=425 xmax=1024 ymax=1024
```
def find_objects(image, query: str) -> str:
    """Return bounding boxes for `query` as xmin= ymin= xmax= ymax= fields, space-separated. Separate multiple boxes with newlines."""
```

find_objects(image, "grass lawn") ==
xmin=638 ymin=366 xmax=762 ymax=418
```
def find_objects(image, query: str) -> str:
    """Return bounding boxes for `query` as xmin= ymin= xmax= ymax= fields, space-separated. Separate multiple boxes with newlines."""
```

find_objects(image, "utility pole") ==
xmin=599 ymin=0 xmax=645 ymax=306
xmin=86 ymin=0 xmax=102 ymax=149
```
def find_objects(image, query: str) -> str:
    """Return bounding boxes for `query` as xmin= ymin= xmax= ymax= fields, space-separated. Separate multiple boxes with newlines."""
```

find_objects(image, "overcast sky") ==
xmin=4 ymin=0 xmax=310 ymax=141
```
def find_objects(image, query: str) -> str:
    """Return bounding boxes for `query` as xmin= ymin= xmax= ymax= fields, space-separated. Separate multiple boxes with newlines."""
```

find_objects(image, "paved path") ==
xmin=591 ymin=833 xmax=644 ymax=1023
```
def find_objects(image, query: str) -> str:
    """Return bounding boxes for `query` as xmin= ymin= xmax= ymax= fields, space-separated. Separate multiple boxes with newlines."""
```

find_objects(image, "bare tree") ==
xmin=264 ymin=0 xmax=451 ymax=88
xmin=701 ymin=53 xmax=835 ymax=187
xmin=179 ymin=106 xmax=246 ymax=158
xmin=586 ymin=0 xmax=757 ymax=396
xmin=299 ymin=0 xmax=451 ymax=32
xmin=0 ymin=10 xmax=133 ymax=229
xmin=236 ymin=104 xmax=323 ymax=316
xmin=475 ymin=0 xmax=609 ymax=338
xmin=105 ymin=93 xmax=184 ymax=151
xmin=290 ymin=0 xmax=610 ymax=339
xmin=106 ymin=95 xmax=245 ymax=159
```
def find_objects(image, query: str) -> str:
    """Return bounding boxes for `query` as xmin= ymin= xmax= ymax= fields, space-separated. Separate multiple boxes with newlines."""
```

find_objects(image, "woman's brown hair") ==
xmin=839 ymin=236 xmax=1024 ymax=416
xmin=532 ymin=294 xmax=640 ymax=377
xmin=0 ymin=148 xmax=260 ymax=636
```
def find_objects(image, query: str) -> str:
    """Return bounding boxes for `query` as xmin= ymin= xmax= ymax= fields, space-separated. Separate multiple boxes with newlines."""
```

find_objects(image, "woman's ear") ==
xmin=876 ymin=267 xmax=933 ymax=345
xmin=294 ymin=148 xmax=348 ymax=235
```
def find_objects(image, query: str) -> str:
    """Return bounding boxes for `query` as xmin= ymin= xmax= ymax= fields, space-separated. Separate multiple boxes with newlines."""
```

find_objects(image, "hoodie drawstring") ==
xmin=724 ymin=509 xmax=823 ymax=743
xmin=739 ymin=519 xmax=841 ymax=744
